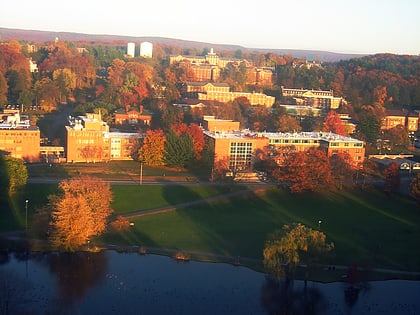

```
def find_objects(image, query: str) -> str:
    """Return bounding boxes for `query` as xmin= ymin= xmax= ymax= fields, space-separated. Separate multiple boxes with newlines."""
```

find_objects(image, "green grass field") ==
xmin=2 ymin=181 xmax=420 ymax=273
xmin=101 ymin=187 xmax=420 ymax=272
xmin=111 ymin=185 xmax=243 ymax=214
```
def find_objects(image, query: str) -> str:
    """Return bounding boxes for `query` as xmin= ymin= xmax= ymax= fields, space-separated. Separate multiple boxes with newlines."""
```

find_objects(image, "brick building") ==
xmin=170 ymin=49 xmax=273 ymax=85
xmin=66 ymin=113 xmax=142 ymax=162
xmin=203 ymin=123 xmax=365 ymax=171
xmin=181 ymin=81 xmax=275 ymax=107
xmin=0 ymin=109 xmax=40 ymax=162
xmin=382 ymin=109 xmax=419 ymax=133
xmin=114 ymin=105 xmax=152 ymax=126
xmin=281 ymin=86 xmax=344 ymax=109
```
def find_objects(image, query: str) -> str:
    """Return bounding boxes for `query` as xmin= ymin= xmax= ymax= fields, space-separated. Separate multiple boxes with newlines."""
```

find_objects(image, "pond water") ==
xmin=0 ymin=250 xmax=418 ymax=314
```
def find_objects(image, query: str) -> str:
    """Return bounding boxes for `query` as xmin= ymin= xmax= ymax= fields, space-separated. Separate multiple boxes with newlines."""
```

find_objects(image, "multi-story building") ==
xmin=203 ymin=123 xmax=365 ymax=171
xmin=170 ymin=49 xmax=273 ymax=85
xmin=280 ymin=86 xmax=344 ymax=109
xmin=170 ymin=48 xmax=243 ymax=68
xmin=0 ymin=109 xmax=40 ymax=162
xmin=181 ymin=81 xmax=275 ymax=107
xmin=66 ymin=113 xmax=142 ymax=162
xmin=382 ymin=109 xmax=419 ymax=133
xmin=114 ymin=105 xmax=152 ymax=126
xmin=247 ymin=67 xmax=274 ymax=86
xmin=198 ymin=90 xmax=275 ymax=107
xmin=202 ymin=116 xmax=240 ymax=132
xmin=180 ymin=82 xmax=230 ymax=96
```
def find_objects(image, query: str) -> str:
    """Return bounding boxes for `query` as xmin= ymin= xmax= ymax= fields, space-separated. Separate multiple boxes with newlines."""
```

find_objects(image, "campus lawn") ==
xmin=0 ymin=184 xmax=59 ymax=231
xmin=101 ymin=187 xmax=420 ymax=272
xmin=3 ymin=181 xmax=420 ymax=273
xmin=111 ymin=185 xmax=244 ymax=214
xmin=27 ymin=161 xmax=208 ymax=181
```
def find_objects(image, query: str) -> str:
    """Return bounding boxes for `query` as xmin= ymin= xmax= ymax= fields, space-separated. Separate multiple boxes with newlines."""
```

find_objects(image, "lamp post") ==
xmin=318 ymin=219 xmax=322 ymax=230
xmin=140 ymin=162 xmax=143 ymax=186
xmin=25 ymin=199 xmax=29 ymax=233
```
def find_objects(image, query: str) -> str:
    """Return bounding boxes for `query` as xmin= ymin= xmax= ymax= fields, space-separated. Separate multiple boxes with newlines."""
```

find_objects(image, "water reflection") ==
xmin=0 ymin=251 xmax=418 ymax=315
xmin=261 ymin=276 xmax=327 ymax=314
xmin=44 ymin=251 xmax=108 ymax=304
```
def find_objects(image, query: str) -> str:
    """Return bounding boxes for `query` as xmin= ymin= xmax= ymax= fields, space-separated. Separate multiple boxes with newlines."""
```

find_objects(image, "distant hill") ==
xmin=0 ymin=27 xmax=366 ymax=62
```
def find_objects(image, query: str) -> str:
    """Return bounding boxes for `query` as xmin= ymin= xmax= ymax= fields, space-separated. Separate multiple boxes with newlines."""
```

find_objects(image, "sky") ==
xmin=1 ymin=0 xmax=419 ymax=55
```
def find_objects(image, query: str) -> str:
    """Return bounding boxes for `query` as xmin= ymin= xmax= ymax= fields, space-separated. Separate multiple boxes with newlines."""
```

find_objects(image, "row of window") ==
xmin=329 ymin=142 xmax=363 ymax=147
xmin=270 ymin=139 xmax=319 ymax=145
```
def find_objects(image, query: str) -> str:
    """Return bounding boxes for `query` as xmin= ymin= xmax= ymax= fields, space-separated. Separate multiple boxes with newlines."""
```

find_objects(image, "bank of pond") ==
xmin=0 ymin=249 xmax=419 ymax=315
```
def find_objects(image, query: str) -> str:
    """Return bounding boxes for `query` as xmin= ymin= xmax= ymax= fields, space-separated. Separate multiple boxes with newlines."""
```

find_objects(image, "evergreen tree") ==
xmin=164 ymin=130 xmax=194 ymax=168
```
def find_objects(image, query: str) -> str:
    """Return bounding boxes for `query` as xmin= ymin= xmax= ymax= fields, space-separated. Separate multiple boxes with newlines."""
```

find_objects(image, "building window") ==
xmin=229 ymin=142 xmax=253 ymax=171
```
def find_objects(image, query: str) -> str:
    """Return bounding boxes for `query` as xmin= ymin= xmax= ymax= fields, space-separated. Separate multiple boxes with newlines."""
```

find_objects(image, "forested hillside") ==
xmin=275 ymin=53 xmax=420 ymax=109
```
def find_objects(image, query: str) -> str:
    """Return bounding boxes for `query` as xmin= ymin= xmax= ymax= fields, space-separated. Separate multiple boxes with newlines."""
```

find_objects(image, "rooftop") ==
xmin=204 ymin=130 xmax=363 ymax=143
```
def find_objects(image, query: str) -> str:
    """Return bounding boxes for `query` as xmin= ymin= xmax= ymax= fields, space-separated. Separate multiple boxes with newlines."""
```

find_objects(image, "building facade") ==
xmin=203 ymin=116 xmax=240 ymax=132
xmin=281 ymin=86 xmax=344 ymax=109
xmin=181 ymin=81 xmax=275 ymax=107
xmin=381 ymin=109 xmax=419 ymax=133
xmin=198 ymin=90 xmax=275 ymax=107
xmin=204 ymin=128 xmax=365 ymax=171
xmin=66 ymin=113 xmax=142 ymax=162
xmin=0 ymin=109 xmax=40 ymax=162
xmin=170 ymin=49 xmax=273 ymax=85
xmin=140 ymin=42 xmax=153 ymax=58
xmin=114 ymin=106 xmax=152 ymax=125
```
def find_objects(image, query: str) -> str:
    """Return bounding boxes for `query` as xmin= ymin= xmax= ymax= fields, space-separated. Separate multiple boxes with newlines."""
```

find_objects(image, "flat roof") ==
xmin=204 ymin=130 xmax=363 ymax=143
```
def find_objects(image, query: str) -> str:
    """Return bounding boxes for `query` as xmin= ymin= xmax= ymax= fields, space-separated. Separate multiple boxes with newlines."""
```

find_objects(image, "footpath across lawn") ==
xmin=101 ymin=187 xmax=420 ymax=273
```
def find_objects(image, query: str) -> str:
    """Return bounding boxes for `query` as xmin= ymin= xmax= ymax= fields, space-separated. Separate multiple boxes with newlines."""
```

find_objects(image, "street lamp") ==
xmin=25 ymin=199 xmax=29 ymax=233
xmin=318 ymin=219 xmax=322 ymax=230
xmin=139 ymin=162 xmax=143 ymax=186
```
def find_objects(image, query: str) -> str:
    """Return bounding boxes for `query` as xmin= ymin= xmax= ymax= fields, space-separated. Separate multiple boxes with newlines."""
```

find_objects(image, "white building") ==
xmin=28 ymin=58 xmax=38 ymax=72
xmin=127 ymin=42 xmax=135 ymax=58
xmin=140 ymin=42 xmax=153 ymax=58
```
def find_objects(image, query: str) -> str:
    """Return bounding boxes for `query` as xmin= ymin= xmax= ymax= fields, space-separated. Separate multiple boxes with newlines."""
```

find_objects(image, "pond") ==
xmin=0 ymin=250 xmax=419 ymax=314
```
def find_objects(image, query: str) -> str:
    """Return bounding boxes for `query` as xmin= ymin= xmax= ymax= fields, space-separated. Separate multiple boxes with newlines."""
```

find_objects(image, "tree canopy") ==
xmin=49 ymin=176 xmax=113 ymax=251
xmin=263 ymin=223 xmax=334 ymax=278
xmin=138 ymin=129 xmax=166 ymax=166
xmin=164 ymin=129 xmax=195 ymax=168
xmin=0 ymin=155 xmax=28 ymax=195
xmin=275 ymin=147 xmax=332 ymax=193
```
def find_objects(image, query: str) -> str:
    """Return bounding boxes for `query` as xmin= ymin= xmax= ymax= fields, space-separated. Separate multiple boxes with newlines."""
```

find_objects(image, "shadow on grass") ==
xmin=157 ymin=185 xmax=277 ymax=259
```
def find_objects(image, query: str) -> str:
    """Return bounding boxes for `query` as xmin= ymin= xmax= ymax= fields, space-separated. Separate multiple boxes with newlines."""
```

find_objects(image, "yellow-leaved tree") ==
xmin=263 ymin=223 xmax=334 ymax=279
xmin=49 ymin=176 xmax=113 ymax=251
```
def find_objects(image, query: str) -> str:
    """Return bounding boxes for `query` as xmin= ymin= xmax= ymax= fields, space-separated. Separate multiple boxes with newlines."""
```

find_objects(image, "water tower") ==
xmin=127 ymin=42 xmax=136 ymax=58
xmin=140 ymin=42 xmax=153 ymax=58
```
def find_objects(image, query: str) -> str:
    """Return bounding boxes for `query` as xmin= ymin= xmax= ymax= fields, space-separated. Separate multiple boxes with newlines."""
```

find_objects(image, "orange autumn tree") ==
xmin=276 ymin=147 xmax=332 ymax=193
xmin=323 ymin=110 xmax=346 ymax=136
xmin=49 ymin=176 xmax=113 ymax=251
xmin=138 ymin=129 xmax=166 ymax=166
xmin=329 ymin=152 xmax=356 ymax=190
